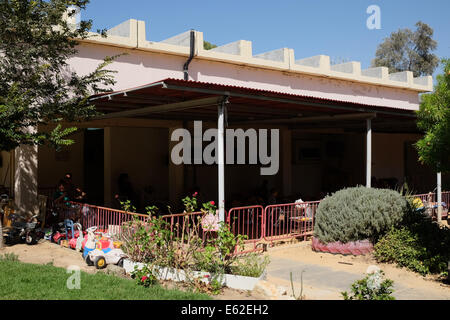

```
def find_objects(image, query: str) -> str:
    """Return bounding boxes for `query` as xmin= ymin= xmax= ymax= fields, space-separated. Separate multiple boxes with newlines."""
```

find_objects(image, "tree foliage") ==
xmin=372 ymin=21 xmax=439 ymax=77
xmin=203 ymin=41 xmax=217 ymax=50
xmin=415 ymin=59 xmax=450 ymax=173
xmin=0 ymin=0 xmax=117 ymax=151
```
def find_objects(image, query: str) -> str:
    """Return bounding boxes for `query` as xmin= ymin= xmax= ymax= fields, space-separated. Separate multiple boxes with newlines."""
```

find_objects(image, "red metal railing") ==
xmin=263 ymin=201 xmax=319 ymax=243
xmin=411 ymin=191 xmax=449 ymax=219
xmin=51 ymin=190 xmax=449 ymax=255
xmin=227 ymin=205 xmax=265 ymax=254
xmin=59 ymin=202 xmax=148 ymax=236
xmin=412 ymin=192 xmax=436 ymax=204
xmin=443 ymin=192 xmax=449 ymax=207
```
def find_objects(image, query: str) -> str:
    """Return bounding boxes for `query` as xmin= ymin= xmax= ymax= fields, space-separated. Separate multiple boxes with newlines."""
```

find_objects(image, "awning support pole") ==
xmin=218 ymin=96 xmax=228 ymax=222
xmin=366 ymin=118 xmax=372 ymax=188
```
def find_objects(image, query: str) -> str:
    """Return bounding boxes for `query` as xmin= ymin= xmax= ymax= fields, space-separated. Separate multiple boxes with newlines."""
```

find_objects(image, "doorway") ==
xmin=84 ymin=128 xmax=104 ymax=205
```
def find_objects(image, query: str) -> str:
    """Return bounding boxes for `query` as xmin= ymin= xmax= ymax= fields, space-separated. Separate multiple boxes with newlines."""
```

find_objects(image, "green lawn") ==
xmin=0 ymin=260 xmax=211 ymax=300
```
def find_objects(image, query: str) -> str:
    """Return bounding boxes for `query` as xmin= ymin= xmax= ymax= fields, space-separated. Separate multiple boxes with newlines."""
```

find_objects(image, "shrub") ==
xmin=341 ymin=270 xmax=395 ymax=300
xmin=230 ymin=254 xmax=270 ymax=278
xmin=193 ymin=222 xmax=246 ymax=274
xmin=374 ymin=209 xmax=450 ymax=275
xmin=314 ymin=187 xmax=409 ymax=244
xmin=119 ymin=215 xmax=174 ymax=264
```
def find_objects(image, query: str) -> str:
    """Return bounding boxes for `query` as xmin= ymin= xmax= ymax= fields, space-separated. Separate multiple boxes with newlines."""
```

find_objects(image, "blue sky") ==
xmin=83 ymin=0 xmax=450 ymax=78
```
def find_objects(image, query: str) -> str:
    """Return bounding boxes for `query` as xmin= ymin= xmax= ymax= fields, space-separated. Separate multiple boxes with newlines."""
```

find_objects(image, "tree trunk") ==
xmin=0 ymin=217 xmax=3 ymax=249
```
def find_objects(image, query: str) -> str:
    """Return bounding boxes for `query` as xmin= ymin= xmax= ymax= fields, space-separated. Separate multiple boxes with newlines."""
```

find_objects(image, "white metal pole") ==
xmin=366 ymin=118 xmax=372 ymax=188
xmin=437 ymin=172 xmax=442 ymax=223
xmin=218 ymin=100 xmax=225 ymax=222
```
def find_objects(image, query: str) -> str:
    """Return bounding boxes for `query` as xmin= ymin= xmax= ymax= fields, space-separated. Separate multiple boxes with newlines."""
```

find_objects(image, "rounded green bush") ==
xmin=314 ymin=186 xmax=409 ymax=244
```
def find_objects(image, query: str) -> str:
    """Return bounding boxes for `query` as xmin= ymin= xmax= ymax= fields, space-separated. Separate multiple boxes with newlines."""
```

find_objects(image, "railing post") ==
xmin=96 ymin=208 xmax=100 ymax=230
xmin=437 ymin=172 xmax=442 ymax=223
xmin=262 ymin=206 xmax=267 ymax=240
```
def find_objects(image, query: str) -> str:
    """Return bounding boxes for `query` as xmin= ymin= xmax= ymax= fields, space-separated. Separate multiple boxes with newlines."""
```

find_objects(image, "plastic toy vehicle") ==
xmin=87 ymin=245 xmax=126 ymax=269
xmin=82 ymin=226 xmax=125 ymax=269
xmin=68 ymin=223 xmax=85 ymax=250
xmin=53 ymin=220 xmax=86 ymax=246
xmin=5 ymin=213 xmax=42 ymax=245
xmin=82 ymin=226 xmax=98 ymax=262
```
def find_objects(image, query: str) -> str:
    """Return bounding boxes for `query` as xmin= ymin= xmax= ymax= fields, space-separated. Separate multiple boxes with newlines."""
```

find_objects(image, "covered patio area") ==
xmin=23 ymin=77 xmax=447 ymax=253
xmin=41 ymin=77 xmax=431 ymax=218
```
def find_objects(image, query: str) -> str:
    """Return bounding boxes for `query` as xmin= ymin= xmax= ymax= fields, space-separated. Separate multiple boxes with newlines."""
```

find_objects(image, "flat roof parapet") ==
xmin=295 ymin=55 xmax=330 ymax=69
xmin=331 ymin=62 xmax=362 ymax=75
xmin=79 ymin=19 xmax=433 ymax=92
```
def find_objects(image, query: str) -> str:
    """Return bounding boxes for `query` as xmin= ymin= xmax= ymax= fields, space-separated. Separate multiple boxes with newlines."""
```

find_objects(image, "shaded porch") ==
xmin=36 ymin=78 xmax=443 ymax=216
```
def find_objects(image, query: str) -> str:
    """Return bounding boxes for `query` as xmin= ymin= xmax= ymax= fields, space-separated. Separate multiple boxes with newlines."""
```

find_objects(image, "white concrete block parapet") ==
xmin=254 ymin=48 xmax=290 ymax=63
xmin=295 ymin=55 xmax=331 ymax=69
xmin=210 ymin=40 xmax=253 ymax=57
xmin=107 ymin=19 xmax=135 ymax=38
xmin=413 ymin=75 xmax=433 ymax=87
xmin=330 ymin=61 xmax=361 ymax=76
xmin=251 ymin=48 xmax=293 ymax=70
xmin=362 ymin=66 xmax=389 ymax=80
xmin=389 ymin=71 xmax=414 ymax=85
xmin=160 ymin=30 xmax=194 ymax=47
xmin=79 ymin=18 xmax=434 ymax=93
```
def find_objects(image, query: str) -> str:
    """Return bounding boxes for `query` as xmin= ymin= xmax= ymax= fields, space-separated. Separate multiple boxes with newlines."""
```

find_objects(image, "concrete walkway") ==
xmin=264 ymin=244 xmax=450 ymax=300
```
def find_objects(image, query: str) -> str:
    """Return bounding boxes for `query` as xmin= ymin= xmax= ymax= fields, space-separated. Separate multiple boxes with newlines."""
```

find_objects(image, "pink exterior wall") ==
xmin=69 ymin=43 xmax=420 ymax=111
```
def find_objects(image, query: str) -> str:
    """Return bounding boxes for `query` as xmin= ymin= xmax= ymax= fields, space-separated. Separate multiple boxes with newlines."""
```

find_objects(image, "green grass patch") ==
xmin=0 ymin=260 xmax=211 ymax=300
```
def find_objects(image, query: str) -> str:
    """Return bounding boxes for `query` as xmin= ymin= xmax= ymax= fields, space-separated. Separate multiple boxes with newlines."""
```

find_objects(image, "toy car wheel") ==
xmin=85 ymin=254 xmax=94 ymax=266
xmin=94 ymin=256 xmax=107 ymax=269
xmin=117 ymin=258 xmax=124 ymax=268
xmin=25 ymin=232 xmax=38 ymax=245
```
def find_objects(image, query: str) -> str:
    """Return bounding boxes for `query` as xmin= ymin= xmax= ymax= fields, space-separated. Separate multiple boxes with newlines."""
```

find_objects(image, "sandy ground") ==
xmin=1 ymin=239 xmax=449 ymax=300
xmin=264 ymin=240 xmax=450 ymax=300
xmin=1 ymin=240 xmax=95 ymax=273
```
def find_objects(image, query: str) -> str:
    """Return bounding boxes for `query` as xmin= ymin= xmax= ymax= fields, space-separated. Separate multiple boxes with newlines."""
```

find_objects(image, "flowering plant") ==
xmin=200 ymin=201 xmax=219 ymax=231
xmin=341 ymin=269 xmax=395 ymax=300
xmin=202 ymin=201 xmax=217 ymax=215
xmin=131 ymin=264 xmax=157 ymax=287
xmin=182 ymin=192 xmax=199 ymax=213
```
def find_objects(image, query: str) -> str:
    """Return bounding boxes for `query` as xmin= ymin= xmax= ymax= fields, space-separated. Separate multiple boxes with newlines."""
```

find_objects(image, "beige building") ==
xmin=0 ymin=18 xmax=446 ymax=216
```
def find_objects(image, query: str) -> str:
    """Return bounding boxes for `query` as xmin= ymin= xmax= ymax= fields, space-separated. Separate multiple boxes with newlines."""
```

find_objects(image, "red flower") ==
xmin=210 ymin=201 xmax=215 ymax=205
xmin=204 ymin=274 xmax=210 ymax=278
xmin=141 ymin=276 xmax=148 ymax=282
xmin=193 ymin=192 xmax=198 ymax=197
